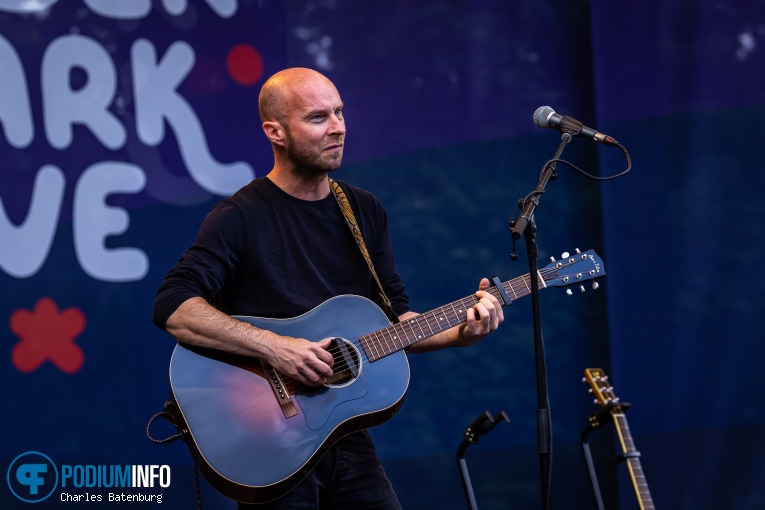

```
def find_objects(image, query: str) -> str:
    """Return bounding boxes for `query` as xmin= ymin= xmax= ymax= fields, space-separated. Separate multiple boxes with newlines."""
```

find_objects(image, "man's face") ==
xmin=282 ymin=78 xmax=345 ymax=176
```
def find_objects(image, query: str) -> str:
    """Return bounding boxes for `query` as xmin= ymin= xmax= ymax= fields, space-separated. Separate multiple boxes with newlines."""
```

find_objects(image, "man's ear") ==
xmin=262 ymin=121 xmax=286 ymax=147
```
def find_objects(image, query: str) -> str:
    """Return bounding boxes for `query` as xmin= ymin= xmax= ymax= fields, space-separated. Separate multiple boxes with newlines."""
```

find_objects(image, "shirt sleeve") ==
xmin=152 ymin=199 xmax=245 ymax=330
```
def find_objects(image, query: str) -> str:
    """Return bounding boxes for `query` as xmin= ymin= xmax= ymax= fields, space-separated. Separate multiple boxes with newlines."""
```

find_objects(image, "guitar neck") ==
xmin=360 ymin=271 xmax=543 ymax=362
xmin=612 ymin=412 xmax=655 ymax=510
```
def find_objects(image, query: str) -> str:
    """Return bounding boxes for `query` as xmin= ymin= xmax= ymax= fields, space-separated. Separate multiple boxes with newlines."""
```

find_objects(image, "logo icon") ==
xmin=6 ymin=451 xmax=58 ymax=503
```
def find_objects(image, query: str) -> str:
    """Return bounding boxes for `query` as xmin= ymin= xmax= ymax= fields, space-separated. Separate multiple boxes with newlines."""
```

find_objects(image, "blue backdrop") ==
xmin=1 ymin=1 xmax=763 ymax=508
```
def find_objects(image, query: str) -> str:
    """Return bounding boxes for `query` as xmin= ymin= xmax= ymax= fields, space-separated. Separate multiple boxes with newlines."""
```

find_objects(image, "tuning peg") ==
xmin=575 ymin=248 xmax=581 ymax=254
xmin=579 ymin=285 xmax=585 ymax=293
xmin=566 ymin=288 xmax=573 ymax=296
xmin=592 ymin=281 xmax=600 ymax=290
xmin=550 ymin=256 xmax=556 ymax=262
xmin=561 ymin=251 xmax=570 ymax=259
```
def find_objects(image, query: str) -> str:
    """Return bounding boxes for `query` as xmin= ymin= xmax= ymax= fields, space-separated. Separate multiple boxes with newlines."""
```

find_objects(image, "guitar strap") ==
xmin=329 ymin=178 xmax=400 ymax=324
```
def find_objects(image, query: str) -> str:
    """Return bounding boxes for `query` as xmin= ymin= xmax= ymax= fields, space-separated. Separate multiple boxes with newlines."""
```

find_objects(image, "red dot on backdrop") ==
xmin=227 ymin=44 xmax=264 ymax=86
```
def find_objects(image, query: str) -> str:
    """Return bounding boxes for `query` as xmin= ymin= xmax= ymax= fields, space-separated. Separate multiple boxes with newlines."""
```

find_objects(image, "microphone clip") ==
xmin=557 ymin=116 xmax=585 ymax=137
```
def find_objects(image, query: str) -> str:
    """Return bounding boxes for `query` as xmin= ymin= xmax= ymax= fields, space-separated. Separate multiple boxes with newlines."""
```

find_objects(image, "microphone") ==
xmin=533 ymin=106 xmax=619 ymax=146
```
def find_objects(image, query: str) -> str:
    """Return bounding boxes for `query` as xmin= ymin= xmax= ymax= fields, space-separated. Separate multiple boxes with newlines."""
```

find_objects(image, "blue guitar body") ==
xmin=169 ymin=295 xmax=409 ymax=504
xmin=166 ymin=249 xmax=604 ymax=504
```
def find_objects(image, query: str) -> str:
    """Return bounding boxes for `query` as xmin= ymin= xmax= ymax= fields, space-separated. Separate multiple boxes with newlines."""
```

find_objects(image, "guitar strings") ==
xmin=285 ymin=267 xmax=563 ymax=379
xmin=359 ymin=270 xmax=552 ymax=361
xmin=274 ymin=263 xmax=582 ymax=392
xmin=274 ymin=268 xmax=565 ymax=393
xmin=349 ymin=266 xmax=559 ymax=361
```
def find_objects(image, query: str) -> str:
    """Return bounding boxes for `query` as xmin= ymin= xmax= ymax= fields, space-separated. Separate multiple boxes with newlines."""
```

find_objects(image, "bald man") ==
xmin=153 ymin=68 xmax=504 ymax=509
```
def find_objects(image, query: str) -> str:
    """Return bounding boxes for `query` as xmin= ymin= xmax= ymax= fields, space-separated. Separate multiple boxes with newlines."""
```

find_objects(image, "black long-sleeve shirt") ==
xmin=153 ymin=176 xmax=410 ymax=452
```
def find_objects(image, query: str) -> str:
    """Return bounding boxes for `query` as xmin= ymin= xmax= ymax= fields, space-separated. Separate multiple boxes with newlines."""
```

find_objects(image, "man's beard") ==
xmin=285 ymin=132 xmax=343 ymax=180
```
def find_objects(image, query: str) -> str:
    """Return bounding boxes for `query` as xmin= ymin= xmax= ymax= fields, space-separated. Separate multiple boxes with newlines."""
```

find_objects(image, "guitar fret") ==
xmin=408 ymin=316 xmax=427 ymax=342
xmin=445 ymin=305 xmax=456 ymax=326
xmin=375 ymin=329 xmax=389 ymax=357
xmin=512 ymin=279 xmax=530 ymax=296
xmin=444 ymin=302 xmax=455 ymax=326
xmin=421 ymin=312 xmax=436 ymax=336
xmin=386 ymin=325 xmax=403 ymax=351
xmin=409 ymin=317 xmax=423 ymax=341
xmin=521 ymin=274 xmax=532 ymax=293
xmin=434 ymin=307 xmax=448 ymax=331
xmin=376 ymin=328 xmax=393 ymax=357
xmin=361 ymin=333 xmax=380 ymax=361
xmin=375 ymin=329 xmax=390 ymax=356
xmin=509 ymin=281 xmax=526 ymax=299
xmin=399 ymin=320 xmax=417 ymax=347
xmin=396 ymin=322 xmax=411 ymax=349
xmin=450 ymin=299 xmax=467 ymax=328
xmin=368 ymin=330 xmax=383 ymax=358
xmin=387 ymin=327 xmax=401 ymax=354
xmin=506 ymin=281 xmax=519 ymax=300
xmin=368 ymin=331 xmax=383 ymax=360
xmin=460 ymin=297 xmax=476 ymax=323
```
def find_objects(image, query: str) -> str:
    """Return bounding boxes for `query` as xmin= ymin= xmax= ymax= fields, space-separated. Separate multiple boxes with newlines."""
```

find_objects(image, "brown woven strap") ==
xmin=329 ymin=179 xmax=399 ymax=324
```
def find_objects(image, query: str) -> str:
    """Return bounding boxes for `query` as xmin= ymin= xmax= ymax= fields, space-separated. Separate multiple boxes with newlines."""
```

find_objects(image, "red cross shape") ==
xmin=11 ymin=298 xmax=85 ymax=373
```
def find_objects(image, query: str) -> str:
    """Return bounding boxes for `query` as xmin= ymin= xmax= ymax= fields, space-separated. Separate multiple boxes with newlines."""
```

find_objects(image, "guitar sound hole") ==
xmin=324 ymin=337 xmax=362 ymax=387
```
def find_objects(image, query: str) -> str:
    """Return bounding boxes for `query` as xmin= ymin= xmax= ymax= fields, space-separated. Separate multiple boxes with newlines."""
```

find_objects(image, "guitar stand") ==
xmin=456 ymin=410 xmax=510 ymax=510
xmin=579 ymin=402 xmax=634 ymax=510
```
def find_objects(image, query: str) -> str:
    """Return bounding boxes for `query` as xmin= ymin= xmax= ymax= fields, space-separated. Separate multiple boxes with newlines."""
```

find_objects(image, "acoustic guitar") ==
xmin=168 ymin=249 xmax=605 ymax=503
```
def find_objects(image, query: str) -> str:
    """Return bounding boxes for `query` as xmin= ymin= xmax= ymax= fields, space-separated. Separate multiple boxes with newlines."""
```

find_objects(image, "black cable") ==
xmin=146 ymin=411 xmax=202 ymax=510
xmin=146 ymin=412 xmax=182 ymax=444
xmin=537 ymin=143 xmax=632 ymax=182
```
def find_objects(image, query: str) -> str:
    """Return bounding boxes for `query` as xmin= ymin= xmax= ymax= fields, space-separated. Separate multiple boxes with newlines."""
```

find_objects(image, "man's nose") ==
xmin=328 ymin=114 xmax=345 ymax=135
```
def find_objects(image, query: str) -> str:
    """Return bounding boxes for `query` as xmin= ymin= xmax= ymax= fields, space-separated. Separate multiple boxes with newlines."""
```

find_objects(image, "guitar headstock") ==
xmin=542 ymin=249 xmax=605 ymax=294
xmin=583 ymin=368 xmax=619 ymax=407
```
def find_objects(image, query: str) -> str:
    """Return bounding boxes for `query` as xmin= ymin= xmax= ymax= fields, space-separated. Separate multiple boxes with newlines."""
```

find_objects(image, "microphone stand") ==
xmin=510 ymin=132 xmax=572 ymax=510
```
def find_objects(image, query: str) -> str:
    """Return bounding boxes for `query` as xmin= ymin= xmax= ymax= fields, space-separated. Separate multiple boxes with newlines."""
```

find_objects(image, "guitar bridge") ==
xmin=259 ymin=359 xmax=298 ymax=419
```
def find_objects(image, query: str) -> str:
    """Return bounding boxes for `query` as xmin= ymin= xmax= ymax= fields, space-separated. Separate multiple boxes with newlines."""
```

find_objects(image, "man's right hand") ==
xmin=263 ymin=335 xmax=335 ymax=387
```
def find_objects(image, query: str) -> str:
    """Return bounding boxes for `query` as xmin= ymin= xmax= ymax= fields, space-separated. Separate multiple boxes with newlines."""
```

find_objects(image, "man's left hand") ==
xmin=457 ymin=278 xmax=504 ymax=346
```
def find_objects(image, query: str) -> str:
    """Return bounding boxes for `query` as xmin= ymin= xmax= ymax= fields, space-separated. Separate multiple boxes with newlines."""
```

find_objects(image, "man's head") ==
xmin=259 ymin=68 xmax=345 ymax=177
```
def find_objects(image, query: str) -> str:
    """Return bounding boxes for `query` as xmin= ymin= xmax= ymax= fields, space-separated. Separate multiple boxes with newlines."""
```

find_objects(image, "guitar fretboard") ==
xmin=613 ymin=412 xmax=655 ymax=510
xmin=360 ymin=271 xmax=544 ymax=362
